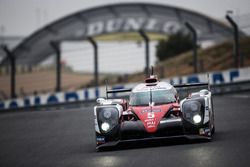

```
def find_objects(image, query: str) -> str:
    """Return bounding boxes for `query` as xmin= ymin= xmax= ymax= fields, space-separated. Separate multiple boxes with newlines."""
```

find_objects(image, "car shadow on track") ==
xmin=97 ymin=137 xmax=213 ymax=152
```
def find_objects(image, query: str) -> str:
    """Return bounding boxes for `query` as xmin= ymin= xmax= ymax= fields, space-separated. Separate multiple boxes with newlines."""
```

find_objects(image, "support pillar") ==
xmin=226 ymin=14 xmax=240 ymax=68
xmin=88 ymin=37 xmax=99 ymax=89
xmin=139 ymin=30 xmax=150 ymax=77
xmin=2 ymin=45 xmax=16 ymax=98
xmin=50 ymin=41 xmax=61 ymax=92
xmin=185 ymin=22 xmax=198 ymax=73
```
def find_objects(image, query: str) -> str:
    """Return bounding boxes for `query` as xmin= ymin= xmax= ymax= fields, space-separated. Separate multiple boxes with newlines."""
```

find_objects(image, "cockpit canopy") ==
xmin=129 ymin=88 xmax=177 ymax=106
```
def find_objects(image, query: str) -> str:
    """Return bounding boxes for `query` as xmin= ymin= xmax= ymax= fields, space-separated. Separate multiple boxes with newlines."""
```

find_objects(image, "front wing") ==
xmin=95 ymin=118 xmax=212 ymax=149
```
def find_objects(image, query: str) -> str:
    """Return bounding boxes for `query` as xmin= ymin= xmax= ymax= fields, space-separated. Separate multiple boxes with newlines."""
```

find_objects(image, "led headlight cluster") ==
xmin=101 ymin=122 xmax=110 ymax=132
xmin=193 ymin=114 xmax=202 ymax=124
xmin=97 ymin=106 xmax=119 ymax=133
xmin=182 ymin=100 xmax=203 ymax=124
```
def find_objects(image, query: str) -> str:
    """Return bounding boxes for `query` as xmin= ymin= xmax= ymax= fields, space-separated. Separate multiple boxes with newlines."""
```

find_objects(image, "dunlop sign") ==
xmin=75 ymin=17 xmax=196 ymax=37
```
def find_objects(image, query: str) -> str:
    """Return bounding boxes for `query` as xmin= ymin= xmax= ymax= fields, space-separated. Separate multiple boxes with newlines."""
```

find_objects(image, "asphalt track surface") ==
xmin=1 ymin=95 xmax=250 ymax=167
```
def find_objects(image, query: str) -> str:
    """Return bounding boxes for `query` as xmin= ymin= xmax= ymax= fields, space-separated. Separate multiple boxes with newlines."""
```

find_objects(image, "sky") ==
xmin=0 ymin=0 xmax=250 ymax=73
xmin=0 ymin=0 xmax=250 ymax=36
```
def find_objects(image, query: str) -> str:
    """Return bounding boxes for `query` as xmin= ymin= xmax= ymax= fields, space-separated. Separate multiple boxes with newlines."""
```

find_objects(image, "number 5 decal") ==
xmin=147 ymin=112 xmax=155 ymax=119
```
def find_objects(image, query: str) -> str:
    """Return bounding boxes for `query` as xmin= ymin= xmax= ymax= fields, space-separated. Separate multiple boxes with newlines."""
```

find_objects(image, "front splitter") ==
xmin=96 ymin=134 xmax=212 ymax=150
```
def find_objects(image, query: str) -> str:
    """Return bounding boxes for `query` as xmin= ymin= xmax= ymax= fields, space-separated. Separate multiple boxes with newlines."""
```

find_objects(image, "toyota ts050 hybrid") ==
xmin=94 ymin=74 xmax=215 ymax=149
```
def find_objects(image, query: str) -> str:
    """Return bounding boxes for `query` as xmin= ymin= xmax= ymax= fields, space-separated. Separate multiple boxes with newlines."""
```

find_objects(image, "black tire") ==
xmin=211 ymin=126 xmax=215 ymax=135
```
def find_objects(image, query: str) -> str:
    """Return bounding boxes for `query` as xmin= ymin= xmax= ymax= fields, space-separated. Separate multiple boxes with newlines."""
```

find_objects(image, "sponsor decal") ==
xmin=85 ymin=17 xmax=182 ymax=37
xmin=144 ymin=113 xmax=156 ymax=128
xmin=96 ymin=136 xmax=105 ymax=143
xmin=139 ymin=86 xmax=167 ymax=91
xmin=150 ymin=86 xmax=167 ymax=90
xmin=145 ymin=118 xmax=156 ymax=128
xmin=199 ymin=128 xmax=205 ymax=135
xmin=199 ymin=128 xmax=210 ymax=135
xmin=204 ymin=128 xmax=210 ymax=133
xmin=142 ymin=108 xmax=162 ymax=113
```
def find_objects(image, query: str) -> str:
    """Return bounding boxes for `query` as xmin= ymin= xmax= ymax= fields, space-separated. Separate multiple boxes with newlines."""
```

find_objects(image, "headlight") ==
xmin=193 ymin=114 xmax=202 ymax=124
xmin=101 ymin=122 xmax=110 ymax=132
xmin=103 ymin=110 xmax=112 ymax=119
xmin=96 ymin=106 xmax=119 ymax=133
xmin=182 ymin=100 xmax=203 ymax=124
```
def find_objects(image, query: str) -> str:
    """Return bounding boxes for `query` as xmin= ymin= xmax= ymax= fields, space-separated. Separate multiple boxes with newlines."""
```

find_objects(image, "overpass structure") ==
xmin=0 ymin=3 xmax=236 ymax=98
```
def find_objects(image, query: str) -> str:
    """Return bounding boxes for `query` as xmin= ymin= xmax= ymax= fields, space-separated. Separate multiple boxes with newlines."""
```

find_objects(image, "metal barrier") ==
xmin=0 ymin=80 xmax=250 ymax=112
xmin=211 ymin=80 xmax=250 ymax=94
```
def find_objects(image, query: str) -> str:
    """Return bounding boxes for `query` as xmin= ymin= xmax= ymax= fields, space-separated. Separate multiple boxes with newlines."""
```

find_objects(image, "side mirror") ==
xmin=96 ymin=98 xmax=105 ymax=104
xmin=200 ymin=89 xmax=209 ymax=95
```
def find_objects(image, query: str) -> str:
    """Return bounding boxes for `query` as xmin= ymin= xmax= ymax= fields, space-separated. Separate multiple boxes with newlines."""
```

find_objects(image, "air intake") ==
xmin=145 ymin=75 xmax=158 ymax=85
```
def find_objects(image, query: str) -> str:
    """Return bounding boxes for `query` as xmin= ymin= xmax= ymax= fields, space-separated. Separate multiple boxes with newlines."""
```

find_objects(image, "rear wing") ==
xmin=105 ymin=79 xmax=131 ymax=99
xmin=105 ymin=88 xmax=132 ymax=99
xmin=174 ymin=82 xmax=210 ymax=100
xmin=174 ymin=83 xmax=209 ymax=89
xmin=174 ymin=74 xmax=211 ymax=90
xmin=106 ymin=88 xmax=132 ymax=94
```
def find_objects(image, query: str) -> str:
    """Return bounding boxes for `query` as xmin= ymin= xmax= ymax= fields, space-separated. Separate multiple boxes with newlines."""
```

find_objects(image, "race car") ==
xmin=94 ymin=74 xmax=215 ymax=149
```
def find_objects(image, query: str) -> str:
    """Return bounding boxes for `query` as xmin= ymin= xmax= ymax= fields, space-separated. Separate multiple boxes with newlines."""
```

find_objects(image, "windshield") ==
xmin=129 ymin=89 xmax=176 ymax=106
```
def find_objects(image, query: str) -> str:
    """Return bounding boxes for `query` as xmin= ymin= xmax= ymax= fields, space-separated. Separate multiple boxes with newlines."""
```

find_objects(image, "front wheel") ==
xmin=211 ymin=126 xmax=215 ymax=135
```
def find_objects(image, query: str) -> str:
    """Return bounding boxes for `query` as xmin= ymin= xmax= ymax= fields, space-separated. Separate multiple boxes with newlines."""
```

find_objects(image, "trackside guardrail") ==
xmin=211 ymin=80 xmax=250 ymax=94
xmin=1 ymin=67 xmax=250 ymax=112
xmin=0 ymin=80 xmax=250 ymax=112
